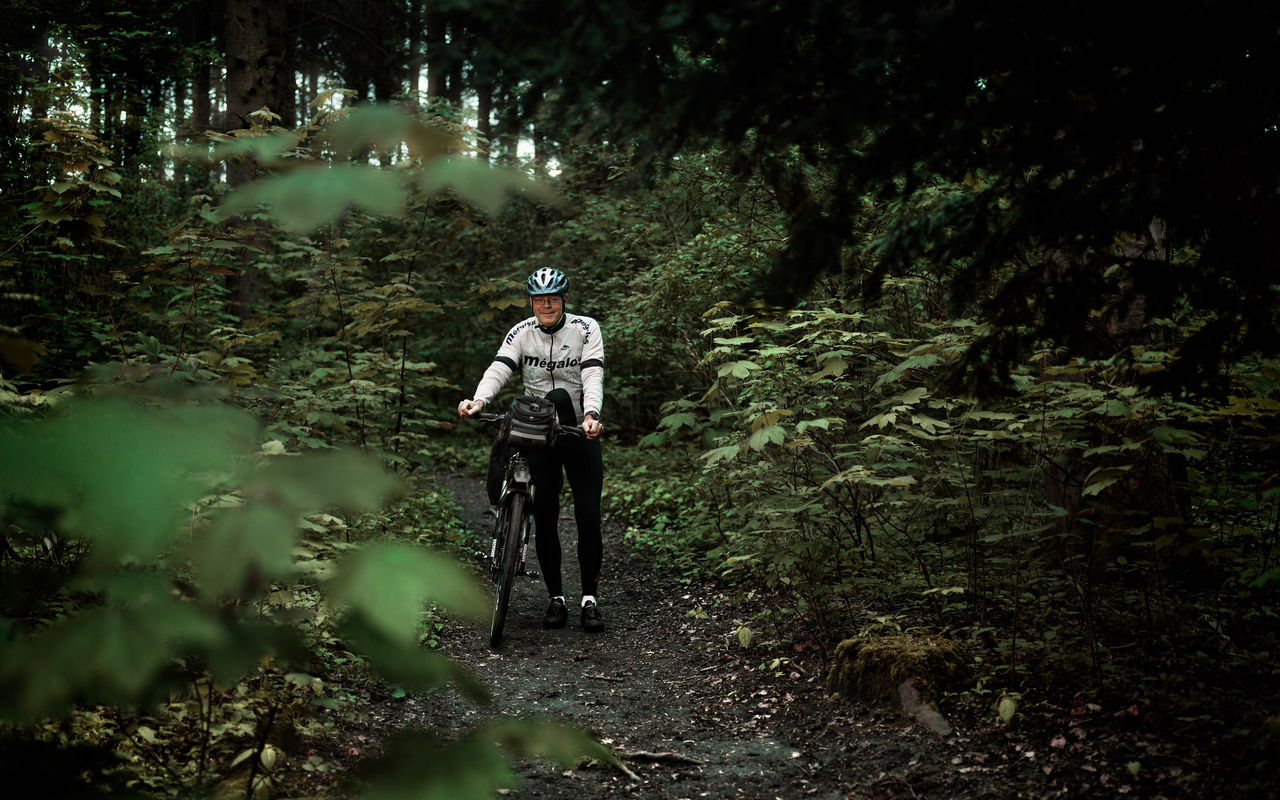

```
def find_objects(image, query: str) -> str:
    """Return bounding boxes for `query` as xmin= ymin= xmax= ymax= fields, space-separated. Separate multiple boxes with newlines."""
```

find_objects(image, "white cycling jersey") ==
xmin=473 ymin=313 xmax=604 ymax=423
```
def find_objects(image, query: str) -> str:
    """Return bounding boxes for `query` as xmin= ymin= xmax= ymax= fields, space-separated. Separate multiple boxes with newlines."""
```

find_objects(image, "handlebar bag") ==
xmin=503 ymin=395 xmax=557 ymax=447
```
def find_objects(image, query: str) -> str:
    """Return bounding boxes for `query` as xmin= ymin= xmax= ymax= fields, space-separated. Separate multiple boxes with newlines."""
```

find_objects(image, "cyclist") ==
xmin=457 ymin=267 xmax=606 ymax=633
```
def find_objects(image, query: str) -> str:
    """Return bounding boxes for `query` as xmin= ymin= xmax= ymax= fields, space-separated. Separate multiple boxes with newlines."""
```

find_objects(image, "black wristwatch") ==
xmin=584 ymin=410 xmax=600 ymax=421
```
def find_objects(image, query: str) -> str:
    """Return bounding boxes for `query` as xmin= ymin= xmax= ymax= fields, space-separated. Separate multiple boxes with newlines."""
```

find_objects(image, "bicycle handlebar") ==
xmin=467 ymin=412 xmax=584 ymax=439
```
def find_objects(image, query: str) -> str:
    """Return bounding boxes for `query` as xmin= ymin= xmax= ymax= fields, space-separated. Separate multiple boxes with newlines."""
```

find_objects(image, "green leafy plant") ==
xmin=0 ymin=389 xmax=610 ymax=798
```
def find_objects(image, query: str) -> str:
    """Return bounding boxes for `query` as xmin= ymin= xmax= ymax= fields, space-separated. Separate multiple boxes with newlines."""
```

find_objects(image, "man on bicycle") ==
xmin=457 ymin=267 xmax=606 ymax=633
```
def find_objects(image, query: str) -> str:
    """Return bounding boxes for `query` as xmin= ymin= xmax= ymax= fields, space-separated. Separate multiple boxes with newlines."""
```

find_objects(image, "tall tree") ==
xmin=223 ymin=0 xmax=295 ymax=139
xmin=442 ymin=17 xmax=463 ymax=106
xmin=425 ymin=0 xmax=446 ymax=100
xmin=222 ymin=0 xmax=294 ymax=320
xmin=475 ymin=76 xmax=493 ymax=160
xmin=407 ymin=0 xmax=426 ymax=100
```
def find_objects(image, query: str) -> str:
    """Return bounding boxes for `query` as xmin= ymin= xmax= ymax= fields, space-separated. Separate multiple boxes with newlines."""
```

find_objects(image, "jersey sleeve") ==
xmin=473 ymin=322 xmax=524 ymax=405
xmin=580 ymin=318 xmax=605 ymax=416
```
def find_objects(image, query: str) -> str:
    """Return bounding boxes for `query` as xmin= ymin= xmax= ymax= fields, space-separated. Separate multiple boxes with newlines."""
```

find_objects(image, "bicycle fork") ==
xmin=491 ymin=453 xmax=535 ymax=572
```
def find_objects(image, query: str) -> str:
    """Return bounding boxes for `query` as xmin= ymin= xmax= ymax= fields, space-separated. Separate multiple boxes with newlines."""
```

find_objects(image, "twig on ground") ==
xmin=612 ymin=760 xmax=642 ymax=782
xmin=586 ymin=674 xmax=623 ymax=682
xmin=618 ymin=750 xmax=704 ymax=766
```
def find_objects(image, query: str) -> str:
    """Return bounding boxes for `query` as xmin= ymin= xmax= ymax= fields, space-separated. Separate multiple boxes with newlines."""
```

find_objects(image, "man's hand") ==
xmin=458 ymin=398 xmax=485 ymax=417
xmin=582 ymin=415 xmax=602 ymax=440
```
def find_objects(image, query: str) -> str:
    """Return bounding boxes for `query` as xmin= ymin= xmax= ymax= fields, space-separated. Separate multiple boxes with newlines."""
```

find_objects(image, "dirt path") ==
xmin=355 ymin=472 xmax=1229 ymax=800
xmin=425 ymin=472 xmax=850 ymax=799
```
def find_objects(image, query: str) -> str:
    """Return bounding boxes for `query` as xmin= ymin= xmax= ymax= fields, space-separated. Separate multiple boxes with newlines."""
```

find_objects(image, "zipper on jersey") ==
xmin=547 ymin=329 xmax=556 ymax=391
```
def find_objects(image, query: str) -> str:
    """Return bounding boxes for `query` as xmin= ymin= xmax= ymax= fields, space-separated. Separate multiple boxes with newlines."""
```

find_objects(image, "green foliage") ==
xmin=0 ymin=72 xmax=643 ymax=797
xmin=0 ymin=396 xmax=249 ymax=564
xmin=204 ymin=104 xmax=554 ymax=234
xmin=328 ymin=543 xmax=486 ymax=642
xmin=1 ymin=110 xmax=132 ymax=378
xmin=358 ymin=719 xmax=619 ymax=800
xmin=26 ymin=112 xmax=122 ymax=246
xmin=6 ymin=7 xmax=1280 ymax=787
xmin=603 ymin=445 xmax=723 ymax=579
xmin=471 ymin=0 xmax=1280 ymax=391
xmin=640 ymin=281 xmax=1279 ymax=742
xmin=0 ymin=389 xmax=609 ymax=797
xmin=219 ymin=165 xmax=409 ymax=233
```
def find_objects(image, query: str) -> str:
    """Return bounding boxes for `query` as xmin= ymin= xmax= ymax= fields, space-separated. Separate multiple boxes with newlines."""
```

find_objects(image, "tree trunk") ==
xmin=530 ymin=86 xmax=548 ymax=176
xmin=174 ymin=78 xmax=188 ymax=133
xmin=89 ymin=68 xmax=102 ymax=136
xmin=496 ymin=82 xmax=521 ymax=164
xmin=104 ymin=84 xmax=124 ymax=156
xmin=0 ymin=15 xmax=44 ymax=198
xmin=407 ymin=0 xmax=425 ymax=104
xmin=476 ymin=79 xmax=493 ymax=162
xmin=224 ymin=0 xmax=291 ymax=140
xmin=26 ymin=37 xmax=55 ymax=121
xmin=223 ymin=0 xmax=292 ymax=320
xmin=306 ymin=68 xmax=318 ymax=118
xmin=372 ymin=72 xmax=400 ymax=104
xmin=173 ymin=78 xmax=189 ymax=196
xmin=193 ymin=65 xmax=211 ymax=131
xmin=425 ymin=0 xmax=444 ymax=101
xmin=444 ymin=18 xmax=463 ymax=107
xmin=193 ymin=62 xmax=216 ymax=184
xmin=116 ymin=74 xmax=164 ymax=175
xmin=276 ymin=1 xmax=299 ymax=129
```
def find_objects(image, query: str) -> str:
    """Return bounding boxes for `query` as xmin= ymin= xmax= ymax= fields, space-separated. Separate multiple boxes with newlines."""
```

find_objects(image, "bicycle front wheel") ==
xmin=489 ymin=492 xmax=526 ymax=648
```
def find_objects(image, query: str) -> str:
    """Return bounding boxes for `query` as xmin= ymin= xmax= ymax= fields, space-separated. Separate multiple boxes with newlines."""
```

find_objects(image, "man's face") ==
xmin=530 ymin=294 xmax=564 ymax=326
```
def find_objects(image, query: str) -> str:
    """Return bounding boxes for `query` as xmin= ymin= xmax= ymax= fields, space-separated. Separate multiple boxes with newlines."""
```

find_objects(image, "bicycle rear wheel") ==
xmin=489 ymin=492 xmax=526 ymax=648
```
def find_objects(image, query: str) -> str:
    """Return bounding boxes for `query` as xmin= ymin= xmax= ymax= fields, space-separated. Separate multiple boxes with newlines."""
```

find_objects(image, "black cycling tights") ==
xmin=528 ymin=390 xmax=603 ymax=599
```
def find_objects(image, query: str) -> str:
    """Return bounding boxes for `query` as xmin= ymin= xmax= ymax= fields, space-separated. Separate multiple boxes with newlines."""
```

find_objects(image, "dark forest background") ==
xmin=2 ymin=1 xmax=1279 ymax=797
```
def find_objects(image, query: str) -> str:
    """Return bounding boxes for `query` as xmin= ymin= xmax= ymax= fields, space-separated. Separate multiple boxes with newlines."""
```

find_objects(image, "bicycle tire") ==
xmin=489 ymin=492 xmax=526 ymax=648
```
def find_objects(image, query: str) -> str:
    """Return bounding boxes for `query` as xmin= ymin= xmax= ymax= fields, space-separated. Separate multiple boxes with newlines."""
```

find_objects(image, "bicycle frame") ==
xmin=489 ymin=450 xmax=533 ymax=577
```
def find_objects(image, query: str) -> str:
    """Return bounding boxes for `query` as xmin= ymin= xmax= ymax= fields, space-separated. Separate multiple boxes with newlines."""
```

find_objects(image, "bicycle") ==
xmin=471 ymin=396 xmax=582 ymax=648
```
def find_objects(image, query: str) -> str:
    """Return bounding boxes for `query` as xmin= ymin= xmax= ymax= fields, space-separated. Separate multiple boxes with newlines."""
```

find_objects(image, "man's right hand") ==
xmin=458 ymin=398 xmax=485 ymax=417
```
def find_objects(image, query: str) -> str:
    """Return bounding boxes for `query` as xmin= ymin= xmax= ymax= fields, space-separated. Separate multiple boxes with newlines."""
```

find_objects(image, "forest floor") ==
xmin=333 ymin=472 xmax=1270 ymax=800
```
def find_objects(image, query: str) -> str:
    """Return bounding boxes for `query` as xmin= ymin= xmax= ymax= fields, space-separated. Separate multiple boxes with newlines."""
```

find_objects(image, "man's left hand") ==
xmin=583 ymin=416 xmax=602 ymax=440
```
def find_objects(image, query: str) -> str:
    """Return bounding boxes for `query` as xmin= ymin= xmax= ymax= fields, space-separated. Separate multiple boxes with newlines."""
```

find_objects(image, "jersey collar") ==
xmin=537 ymin=314 xmax=567 ymax=334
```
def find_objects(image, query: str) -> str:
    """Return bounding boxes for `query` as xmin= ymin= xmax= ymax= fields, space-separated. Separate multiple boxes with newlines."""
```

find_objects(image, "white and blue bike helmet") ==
xmin=526 ymin=267 xmax=568 ymax=295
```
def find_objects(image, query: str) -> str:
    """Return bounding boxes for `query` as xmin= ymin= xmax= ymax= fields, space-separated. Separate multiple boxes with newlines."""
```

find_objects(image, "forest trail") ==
xmin=347 ymin=472 xmax=1084 ymax=800
xmin=425 ymin=471 xmax=823 ymax=798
